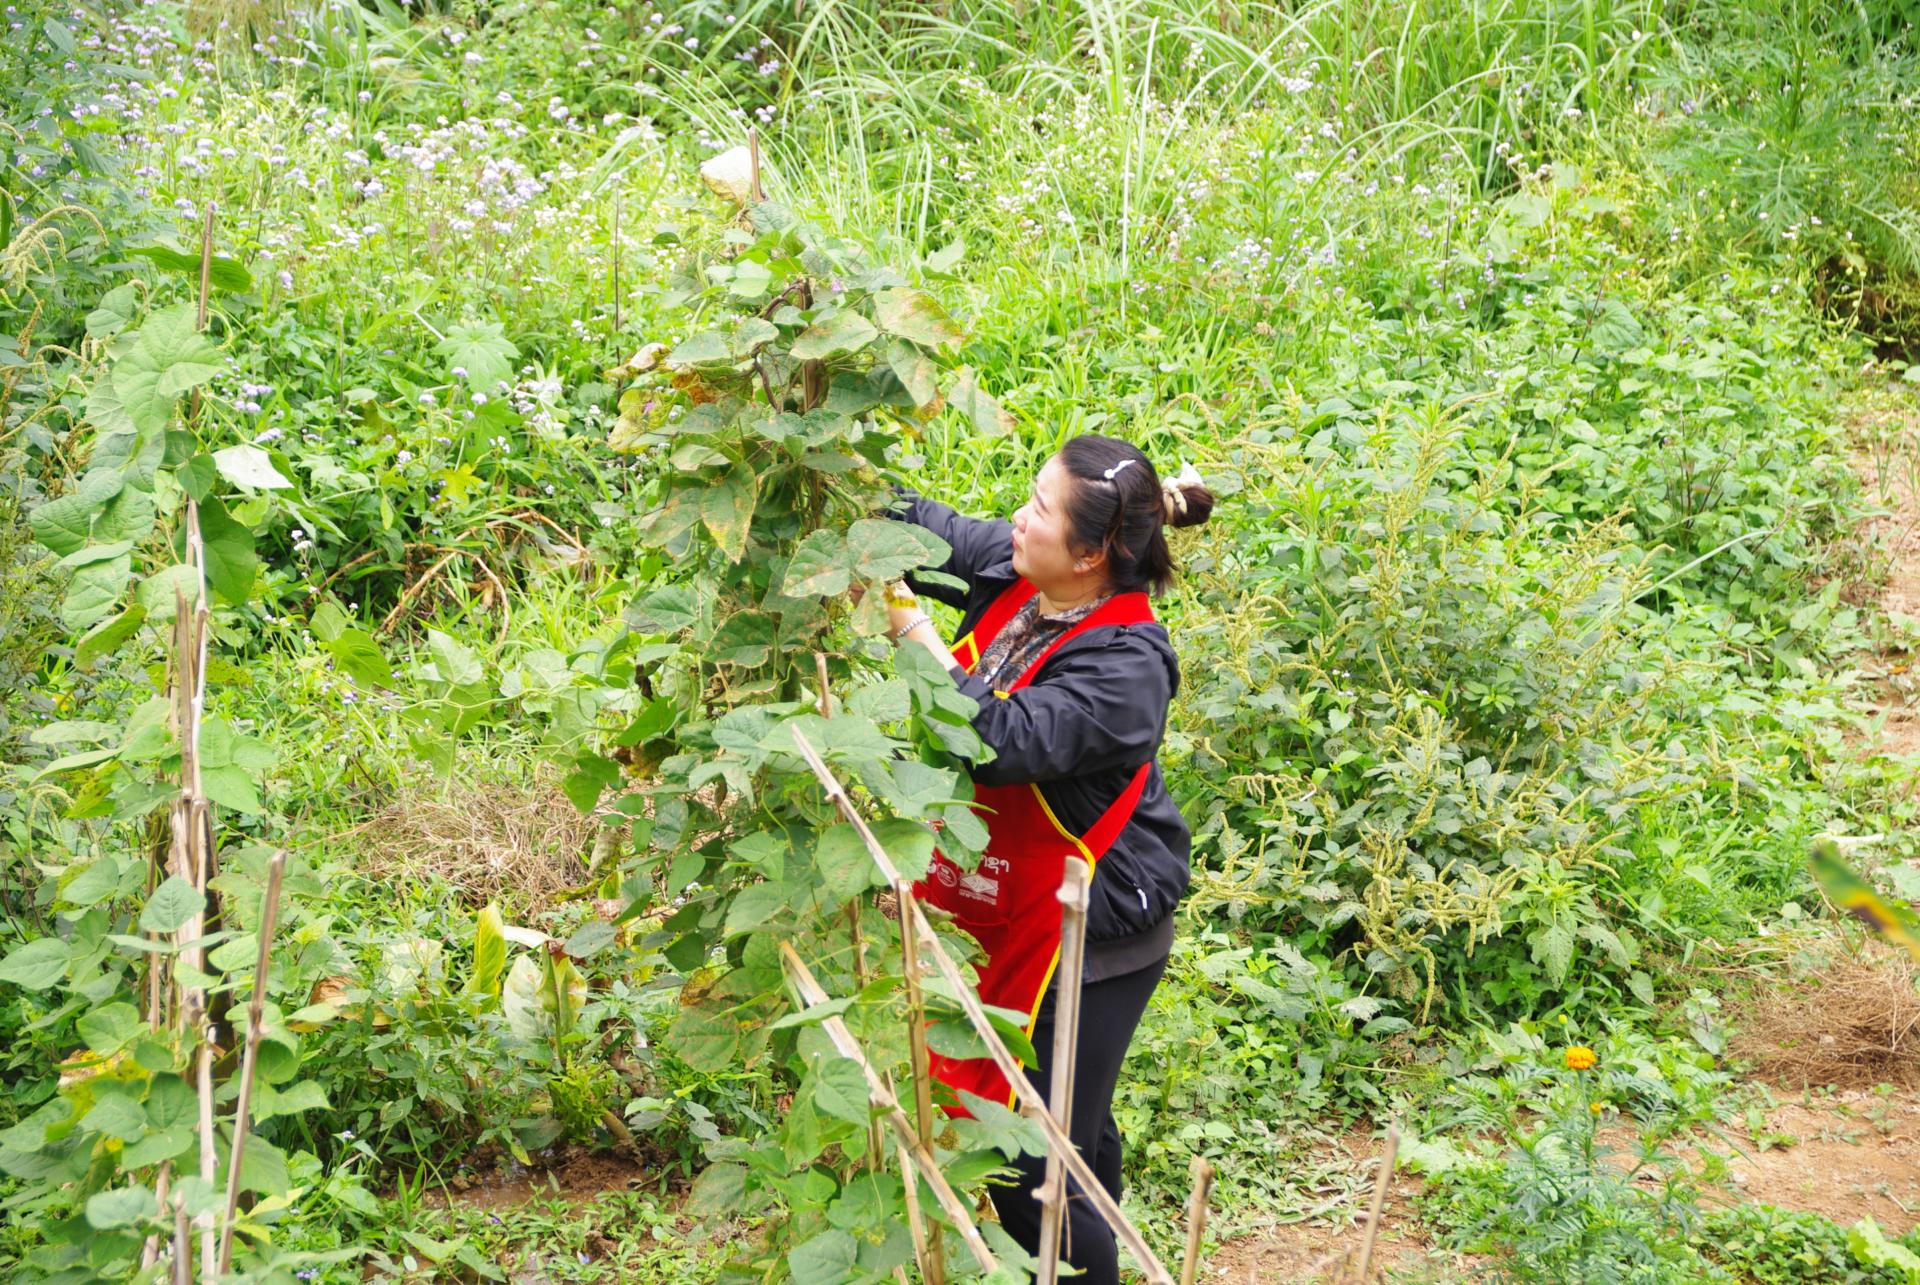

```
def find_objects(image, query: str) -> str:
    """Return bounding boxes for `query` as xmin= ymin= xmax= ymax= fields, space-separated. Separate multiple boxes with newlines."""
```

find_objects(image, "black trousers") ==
xmin=988 ymin=954 xmax=1168 ymax=1285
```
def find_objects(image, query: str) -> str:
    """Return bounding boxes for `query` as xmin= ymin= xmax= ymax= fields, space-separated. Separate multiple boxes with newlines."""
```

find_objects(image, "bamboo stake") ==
xmin=187 ymin=204 xmax=215 ymax=427
xmin=188 ymin=988 xmax=218 ymax=1280
xmin=747 ymin=127 xmax=765 ymax=203
xmin=894 ymin=1139 xmax=933 ymax=1277
xmin=195 ymin=204 xmax=214 ymax=331
xmin=140 ymin=1162 xmax=171 ymax=1273
xmin=216 ymin=850 xmax=288 ymax=1274
xmin=1037 ymin=858 xmax=1091 ymax=1285
xmin=171 ymin=1207 xmax=191 ymax=1285
xmin=789 ymin=729 xmax=1175 ymax=1285
xmin=896 ymin=882 xmax=945 ymax=1285
xmin=167 ymin=505 xmax=220 ymax=1280
xmin=1178 ymin=1157 xmax=1216 ymax=1285
xmin=779 ymin=942 xmax=998 ymax=1274
xmin=1353 ymin=1127 xmax=1400 ymax=1284
xmin=814 ymin=651 xmax=832 ymax=717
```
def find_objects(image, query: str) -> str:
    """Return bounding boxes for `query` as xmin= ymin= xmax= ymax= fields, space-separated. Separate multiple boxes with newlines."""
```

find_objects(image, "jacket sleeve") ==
xmin=949 ymin=631 xmax=1170 ymax=785
xmin=889 ymin=490 xmax=1014 ymax=609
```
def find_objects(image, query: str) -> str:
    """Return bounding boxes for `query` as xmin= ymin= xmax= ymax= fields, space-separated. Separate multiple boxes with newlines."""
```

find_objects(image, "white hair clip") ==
xmin=1161 ymin=461 xmax=1204 ymax=521
xmin=1102 ymin=457 xmax=1139 ymax=482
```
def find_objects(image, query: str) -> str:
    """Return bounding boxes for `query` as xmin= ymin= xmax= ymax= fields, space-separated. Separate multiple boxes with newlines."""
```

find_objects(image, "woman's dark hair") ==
xmin=1056 ymin=434 xmax=1215 ymax=596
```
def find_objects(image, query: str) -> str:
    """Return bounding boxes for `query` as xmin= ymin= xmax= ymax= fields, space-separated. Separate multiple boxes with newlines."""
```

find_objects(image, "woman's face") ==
xmin=1011 ymin=456 xmax=1090 ymax=589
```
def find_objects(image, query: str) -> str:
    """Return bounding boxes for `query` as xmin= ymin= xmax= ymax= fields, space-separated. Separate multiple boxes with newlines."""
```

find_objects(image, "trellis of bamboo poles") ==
xmin=789 ymin=728 xmax=1180 ymax=1285
xmin=138 ymin=202 xmax=294 ymax=1284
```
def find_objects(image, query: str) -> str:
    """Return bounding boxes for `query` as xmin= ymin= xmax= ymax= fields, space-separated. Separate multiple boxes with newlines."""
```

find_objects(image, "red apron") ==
xmin=914 ymin=579 xmax=1155 ymax=1115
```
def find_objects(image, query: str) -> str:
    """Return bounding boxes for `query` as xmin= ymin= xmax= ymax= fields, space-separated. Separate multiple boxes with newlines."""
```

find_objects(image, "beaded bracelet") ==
xmin=890 ymin=613 xmax=932 ymax=642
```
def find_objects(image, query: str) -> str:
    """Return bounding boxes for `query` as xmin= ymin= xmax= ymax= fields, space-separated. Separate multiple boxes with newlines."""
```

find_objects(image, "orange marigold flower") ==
xmin=1564 ymin=1046 xmax=1598 ymax=1072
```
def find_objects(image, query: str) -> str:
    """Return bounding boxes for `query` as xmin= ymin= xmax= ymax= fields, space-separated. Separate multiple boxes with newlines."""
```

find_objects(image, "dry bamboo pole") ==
xmin=188 ymin=987 xmax=218 ymax=1280
xmin=789 ymin=729 xmax=1176 ymax=1285
xmin=139 ymin=1161 xmax=171 ymax=1274
xmin=1037 ymin=858 xmax=1092 ymax=1285
xmin=176 ymin=509 xmax=219 ymax=1282
xmin=894 ymin=1139 xmax=934 ymax=1277
xmin=896 ymin=881 xmax=946 ymax=1285
xmin=1353 ymin=1127 xmax=1400 ymax=1284
xmin=216 ymin=850 xmax=288 ymax=1275
xmin=186 ymin=216 xmax=221 ymax=1283
xmin=778 ymin=942 xmax=998 ymax=1274
xmin=1178 ymin=1157 xmax=1216 ymax=1285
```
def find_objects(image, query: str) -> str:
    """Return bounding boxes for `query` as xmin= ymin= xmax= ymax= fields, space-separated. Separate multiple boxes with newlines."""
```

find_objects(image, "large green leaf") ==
xmin=884 ymin=338 xmax=939 ymax=408
xmin=128 ymin=242 xmax=253 ymax=293
xmin=873 ymin=288 xmax=963 ymax=350
xmin=212 ymin=444 xmax=293 ymax=491
xmin=806 ymin=1056 xmax=873 ymax=1127
xmin=780 ymin=530 xmax=850 ymax=597
xmin=947 ymin=366 xmax=1013 ymax=436
xmin=869 ymin=820 xmax=938 ymax=882
xmin=790 ymin=309 xmax=879 ymax=361
xmin=435 ymin=320 xmax=519 ymax=388
xmin=140 ymin=875 xmax=206 ymax=934
xmin=324 ymin=626 xmax=395 ymax=690
xmin=61 ymin=552 xmax=131 ymax=631
xmin=86 ymin=283 xmax=139 ymax=338
xmin=196 ymin=498 xmax=258 ymax=605
xmin=85 ymin=1183 xmax=158 ymax=1231
xmin=724 ymin=880 xmax=797 ymax=937
xmin=0 ymin=937 xmax=69 ymax=990
xmin=788 ymin=1229 xmax=860 ymax=1285
xmin=75 ymin=607 xmax=143 ymax=678
xmin=845 ymin=519 xmax=950 ymax=583
xmin=113 ymin=305 xmax=224 ymax=434
xmin=702 ymin=462 xmax=758 ymax=562
xmin=813 ymin=824 xmax=879 ymax=902
xmin=29 ymin=470 xmax=123 ymax=556
xmin=666 ymin=329 xmax=730 ymax=366
xmin=686 ymin=1162 xmax=747 ymax=1217
xmin=427 ymin=629 xmax=485 ymax=687
xmin=96 ymin=485 xmax=155 ymax=544
xmin=625 ymin=585 xmax=698 ymax=635
xmin=670 ymin=1002 xmax=741 ymax=1074
xmin=76 ymin=1001 xmax=140 ymax=1055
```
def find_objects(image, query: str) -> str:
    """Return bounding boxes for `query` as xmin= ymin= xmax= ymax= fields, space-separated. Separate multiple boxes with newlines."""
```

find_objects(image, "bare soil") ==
xmin=425 ymin=1146 xmax=665 ymax=1212
xmin=1719 ymin=1091 xmax=1920 ymax=1234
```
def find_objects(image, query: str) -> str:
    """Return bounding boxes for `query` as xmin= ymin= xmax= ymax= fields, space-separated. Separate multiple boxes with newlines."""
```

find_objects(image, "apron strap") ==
xmin=953 ymin=579 xmax=1038 ymax=673
xmin=1079 ymin=760 xmax=1154 ymax=860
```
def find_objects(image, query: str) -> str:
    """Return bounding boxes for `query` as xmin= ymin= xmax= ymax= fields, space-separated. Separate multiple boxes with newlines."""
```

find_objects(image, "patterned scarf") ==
xmin=971 ymin=592 xmax=1112 ymax=692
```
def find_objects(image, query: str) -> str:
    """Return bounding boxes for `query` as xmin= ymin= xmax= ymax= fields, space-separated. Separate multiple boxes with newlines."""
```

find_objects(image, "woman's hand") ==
xmin=882 ymin=582 xmax=953 ymax=667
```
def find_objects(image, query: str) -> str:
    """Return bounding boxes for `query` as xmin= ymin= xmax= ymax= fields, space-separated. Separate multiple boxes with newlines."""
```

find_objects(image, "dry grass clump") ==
xmin=1733 ymin=939 xmax=1920 ymax=1090
xmin=339 ymin=770 xmax=595 ymax=910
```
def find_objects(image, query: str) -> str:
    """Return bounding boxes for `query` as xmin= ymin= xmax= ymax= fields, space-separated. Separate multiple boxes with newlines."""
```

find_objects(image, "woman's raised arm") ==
xmin=889 ymin=490 xmax=1015 ymax=607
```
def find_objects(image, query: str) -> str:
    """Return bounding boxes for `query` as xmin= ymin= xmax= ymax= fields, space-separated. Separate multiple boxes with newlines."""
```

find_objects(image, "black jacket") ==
xmin=894 ymin=493 xmax=1190 ymax=980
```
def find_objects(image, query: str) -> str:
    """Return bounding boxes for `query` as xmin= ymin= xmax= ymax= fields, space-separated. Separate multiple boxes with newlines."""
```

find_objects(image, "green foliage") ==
xmin=1413 ymin=1026 xmax=1730 ymax=1283
xmin=1654 ymin=0 xmax=1920 ymax=348
xmin=578 ymin=194 xmax=1040 ymax=1276
xmin=1696 ymin=1205 xmax=1920 ymax=1285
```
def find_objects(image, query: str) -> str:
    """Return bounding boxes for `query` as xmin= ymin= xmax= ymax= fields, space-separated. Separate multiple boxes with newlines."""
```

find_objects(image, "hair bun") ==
xmin=1164 ymin=481 xmax=1215 ymax=528
xmin=1160 ymin=462 xmax=1215 ymax=529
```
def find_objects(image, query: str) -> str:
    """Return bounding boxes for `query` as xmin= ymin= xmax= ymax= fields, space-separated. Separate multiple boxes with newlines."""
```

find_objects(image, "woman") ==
xmin=885 ymin=434 xmax=1214 ymax=1283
